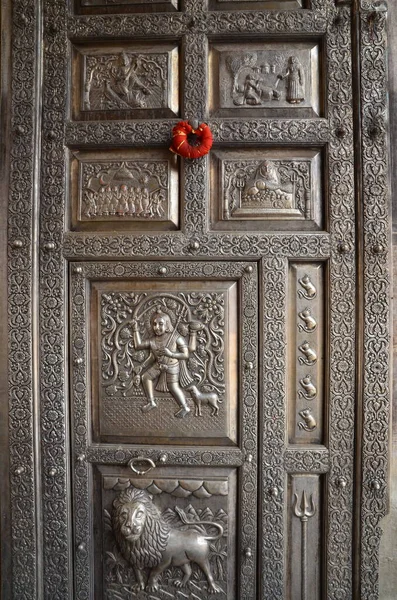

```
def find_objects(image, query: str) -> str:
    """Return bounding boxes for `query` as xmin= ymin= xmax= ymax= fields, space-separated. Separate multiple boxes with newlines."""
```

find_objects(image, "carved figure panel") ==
xmin=70 ymin=149 xmax=179 ymax=231
xmin=90 ymin=280 xmax=241 ymax=445
xmin=96 ymin=466 xmax=236 ymax=599
xmin=210 ymin=42 xmax=320 ymax=117
xmin=210 ymin=148 xmax=322 ymax=230
xmin=288 ymin=264 xmax=324 ymax=444
xmin=72 ymin=44 xmax=179 ymax=120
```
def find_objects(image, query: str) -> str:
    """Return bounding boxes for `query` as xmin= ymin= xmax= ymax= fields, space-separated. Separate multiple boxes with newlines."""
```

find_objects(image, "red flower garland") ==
xmin=170 ymin=121 xmax=213 ymax=159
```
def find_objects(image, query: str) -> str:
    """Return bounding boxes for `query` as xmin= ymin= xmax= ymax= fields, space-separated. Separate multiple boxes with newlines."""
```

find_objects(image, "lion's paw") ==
xmin=208 ymin=583 xmax=223 ymax=594
xmin=146 ymin=584 xmax=160 ymax=593
xmin=132 ymin=582 xmax=145 ymax=592
xmin=174 ymin=579 xmax=186 ymax=588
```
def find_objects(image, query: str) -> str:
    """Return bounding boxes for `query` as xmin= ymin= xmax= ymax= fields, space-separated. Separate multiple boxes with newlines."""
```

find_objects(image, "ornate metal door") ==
xmin=4 ymin=0 xmax=391 ymax=599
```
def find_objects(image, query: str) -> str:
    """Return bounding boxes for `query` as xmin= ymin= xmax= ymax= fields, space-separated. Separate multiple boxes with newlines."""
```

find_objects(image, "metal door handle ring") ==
xmin=128 ymin=457 xmax=156 ymax=476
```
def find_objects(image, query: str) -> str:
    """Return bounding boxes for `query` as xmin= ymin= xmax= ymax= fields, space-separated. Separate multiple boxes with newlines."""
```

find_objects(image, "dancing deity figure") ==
xmin=132 ymin=310 xmax=196 ymax=418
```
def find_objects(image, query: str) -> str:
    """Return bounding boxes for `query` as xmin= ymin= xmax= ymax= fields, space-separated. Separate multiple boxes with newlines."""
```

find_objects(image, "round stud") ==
xmin=268 ymin=486 xmax=279 ymax=498
xmin=74 ymin=357 xmax=83 ymax=366
xmin=158 ymin=454 xmax=168 ymax=464
xmin=190 ymin=240 xmax=200 ymax=251
xmin=77 ymin=543 xmax=85 ymax=552
xmin=370 ymin=479 xmax=380 ymax=491
xmin=15 ymin=466 xmax=25 ymax=476
xmin=244 ymin=547 xmax=252 ymax=559
xmin=245 ymin=265 xmax=253 ymax=274
xmin=372 ymin=243 xmax=384 ymax=255
xmin=245 ymin=361 xmax=254 ymax=371
xmin=245 ymin=453 xmax=253 ymax=463
xmin=77 ymin=454 xmax=86 ymax=463
xmin=15 ymin=125 xmax=25 ymax=135
xmin=335 ymin=127 xmax=346 ymax=139
xmin=12 ymin=239 xmax=23 ymax=248
xmin=47 ymin=130 xmax=57 ymax=140
xmin=158 ymin=266 xmax=167 ymax=275
xmin=336 ymin=477 xmax=347 ymax=489
xmin=338 ymin=241 xmax=349 ymax=254
xmin=73 ymin=266 xmax=83 ymax=274
xmin=44 ymin=241 xmax=55 ymax=251
xmin=49 ymin=468 xmax=57 ymax=477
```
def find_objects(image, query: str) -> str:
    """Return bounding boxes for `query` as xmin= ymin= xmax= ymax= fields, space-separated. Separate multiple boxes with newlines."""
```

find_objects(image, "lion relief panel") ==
xmin=71 ymin=43 xmax=179 ymax=120
xmin=96 ymin=467 xmax=237 ymax=599
xmin=90 ymin=280 xmax=239 ymax=445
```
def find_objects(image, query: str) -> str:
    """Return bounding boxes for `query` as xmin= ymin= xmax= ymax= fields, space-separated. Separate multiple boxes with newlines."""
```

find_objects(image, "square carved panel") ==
xmin=93 ymin=465 xmax=237 ymax=599
xmin=209 ymin=0 xmax=305 ymax=9
xmin=71 ymin=43 xmax=179 ymax=120
xmin=210 ymin=148 xmax=323 ymax=231
xmin=71 ymin=262 xmax=257 ymax=446
xmin=69 ymin=149 xmax=179 ymax=231
xmin=209 ymin=41 xmax=321 ymax=118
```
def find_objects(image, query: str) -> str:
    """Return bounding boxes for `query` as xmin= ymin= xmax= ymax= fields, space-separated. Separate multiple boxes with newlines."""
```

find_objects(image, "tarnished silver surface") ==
xmin=3 ymin=0 xmax=391 ymax=598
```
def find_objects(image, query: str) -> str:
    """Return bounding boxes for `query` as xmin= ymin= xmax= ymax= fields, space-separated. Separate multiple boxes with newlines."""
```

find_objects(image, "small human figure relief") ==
xmin=105 ymin=486 xmax=227 ymax=597
xmin=226 ymin=52 xmax=305 ymax=107
xmin=298 ymin=408 xmax=317 ymax=431
xmin=276 ymin=56 xmax=305 ymax=104
xmin=83 ymin=50 xmax=168 ymax=111
xmin=297 ymin=274 xmax=317 ymax=299
xmin=80 ymin=160 xmax=169 ymax=221
xmin=298 ymin=308 xmax=317 ymax=332
xmin=222 ymin=158 xmax=311 ymax=220
xmin=298 ymin=341 xmax=317 ymax=365
xmin=101 ymin=292 xmax=225 ymax=422
xmin=298 ymin=375 xmax=317 ymax=400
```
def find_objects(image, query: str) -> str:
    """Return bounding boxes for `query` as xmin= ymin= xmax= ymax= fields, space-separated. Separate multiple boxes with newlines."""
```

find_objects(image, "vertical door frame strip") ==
xmin=8 ymin=0 xmax=41 ymax=597
xmin=359 ymin=1 xmax=391 ymax=598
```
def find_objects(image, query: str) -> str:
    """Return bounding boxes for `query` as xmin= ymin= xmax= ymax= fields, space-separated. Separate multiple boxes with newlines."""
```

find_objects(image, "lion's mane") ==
xmin=113 ymin=487 xmax=170 ymax=569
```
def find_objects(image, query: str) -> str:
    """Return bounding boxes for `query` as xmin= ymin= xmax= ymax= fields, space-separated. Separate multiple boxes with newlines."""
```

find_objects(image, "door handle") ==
xmin=128 ymin=457 xmax=156 ymax=476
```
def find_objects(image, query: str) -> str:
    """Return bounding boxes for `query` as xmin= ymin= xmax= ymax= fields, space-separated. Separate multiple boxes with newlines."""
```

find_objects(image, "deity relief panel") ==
xmin=209 ymin=42 xmax=320 ymax=117
xmin=71 ymin=44 xmax=179 ymax=119
xmin=95 ymin=465 xmax=236 ymax=599
xmin=70 ymin=149 xmax=179 ymax=231
xmin=210 ymin=148 xmax=322 ymax=230
xmin=90 ymin=280 xmax=240 ymax=445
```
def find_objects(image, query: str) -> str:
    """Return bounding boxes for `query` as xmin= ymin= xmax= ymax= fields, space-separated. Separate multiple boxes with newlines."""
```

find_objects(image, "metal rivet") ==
xmin=244 ymin=547 xmax=252 ymax=559
xmin=12 ymin=239 xmax=23 ymax=248
xmin=49 ymin=468 xmax=57 ymax=477
xmin=245 ymin=265 xmax=253 ymax=273
xmin=73 ymin=266 xmax=83 ymax=274
xmin=77 ymin=542 xmax=85 ymax=552
xmin=245 ymin=453 xmax=253 ymax=463
xmin=335 ymin=127 xmax=346 ymax=139
xmin=370 ymin=479 xmax=381 ymax=491
xmin=44 ymin=241 xmax=55 ymax=251
xmin=190 ymin=240 xmax=200 ymax=250
xmin=268 ymin=486 xmax=279 ymax=498
xmin=77 ymin=454 xmax=86 ymax=463
xmin=372 ymin=243 xmax=384 ymax=254
xmin=337 ymin=241 xmax=349 ymax=254
xmin=158 ymin=266 xmax=167 ymax=275
xmin=245 ymin=361 xmax=254 ymax=371
xmin=74 ymin=357 xmax=83 ymax=366
xmin=336 ymin=477 xmax=347 ymax=489
xmin=15 ymin=466 xmax=25 ymax=475
xmin=158 ymin=454 xmax=168 ymax=464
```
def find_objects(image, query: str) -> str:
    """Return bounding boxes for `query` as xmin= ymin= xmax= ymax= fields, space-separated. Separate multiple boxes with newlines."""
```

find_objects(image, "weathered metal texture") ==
xmin=8 ymin=1 xmax=39 ymax=597
xmin=40 ymin=1 xmax=71 ymax=598
xmin=359 ymin=1 xmax=391 ymax=598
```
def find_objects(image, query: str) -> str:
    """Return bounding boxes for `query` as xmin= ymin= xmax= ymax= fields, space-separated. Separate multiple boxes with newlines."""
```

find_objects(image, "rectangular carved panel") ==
xmin=71 ymin=43 xmax=179 ymax=120
xmin=287 ymin=474 xmax=322 ymax=600
xmin=288 ymin=263 xmax=325 ymax=444
xmin=70 ymin=149 xmax=179 ymax=231
xmin=81 ymin=260 xmax=259 ymax=446
xmin=76 ymin=0 xmax=178 ymax=13
xmin=210 ymin=148 xmax=323 ymax=231
xmin=94 ymin=465 xmax=237 ymax=599
xmin=209 ymin=41 xmax=321 ymax=118
xmin=209 ymin=0 xmax=305 ymax=9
